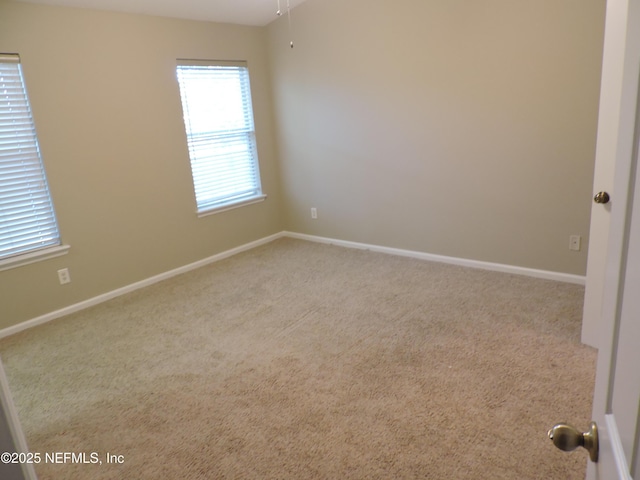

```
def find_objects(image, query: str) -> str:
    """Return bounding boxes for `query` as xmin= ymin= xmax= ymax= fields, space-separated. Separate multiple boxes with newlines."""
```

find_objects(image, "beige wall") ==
xmin=0 ymin=1 xmax=283 ymax=328
xmin=268 ymin=0 xmax=605 ymax=275
xmin=0 ymin=0 xmax=607 ymax=329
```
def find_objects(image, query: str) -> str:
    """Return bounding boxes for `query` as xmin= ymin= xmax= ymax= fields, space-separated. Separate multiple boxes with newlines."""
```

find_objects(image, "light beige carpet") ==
xmin=0 ymin=238 xmax=596 ymax=479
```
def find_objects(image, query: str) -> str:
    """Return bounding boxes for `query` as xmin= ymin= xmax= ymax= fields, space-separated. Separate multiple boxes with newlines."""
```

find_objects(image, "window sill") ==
xmin=0 ymin=245 xmax=71 ymax=272
xmin=197 ymin=194 xmax=267 ymax=218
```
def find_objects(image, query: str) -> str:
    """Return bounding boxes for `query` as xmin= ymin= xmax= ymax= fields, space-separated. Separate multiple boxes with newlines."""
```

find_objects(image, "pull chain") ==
xmin=287 ymin=0 xmax=293 ymax=48
xmin=276 ymin=0 xmax=294 ymax=48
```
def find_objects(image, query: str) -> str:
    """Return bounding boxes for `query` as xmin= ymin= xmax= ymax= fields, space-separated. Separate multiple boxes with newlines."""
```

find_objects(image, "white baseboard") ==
xmin=0 ymin=230 xmax=584 ymax=340
xmin=0 ymin=233 xmax=284 ymax=340
xmin=282 ymin=232 xmax=586 ymax=285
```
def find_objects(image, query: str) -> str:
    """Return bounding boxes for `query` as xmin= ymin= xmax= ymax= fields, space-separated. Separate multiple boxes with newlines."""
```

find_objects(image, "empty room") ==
xmin=1 ymin=0 xmax=638 ymax=478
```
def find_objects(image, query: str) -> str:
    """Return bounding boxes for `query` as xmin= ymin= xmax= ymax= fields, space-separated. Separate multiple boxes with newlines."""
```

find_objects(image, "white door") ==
xmin=581 ymin=0 xmax=628 ymax=349
xmin=0 ymin=360 xmax=36 ymax=480
xmin=586 ymin=82 xmax=640 ymax=478
xmin=582 ymin=0 xmax=640 ymax=477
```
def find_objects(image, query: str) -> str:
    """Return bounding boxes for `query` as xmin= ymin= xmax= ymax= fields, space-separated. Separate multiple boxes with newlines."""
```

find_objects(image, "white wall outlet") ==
xmin=569 ymin=235 xmax=581 ymax=251
xmin=311 ymin=207 xmax=318 ymax=219
xmin=57 ymin=268 xmax=71 ymax=285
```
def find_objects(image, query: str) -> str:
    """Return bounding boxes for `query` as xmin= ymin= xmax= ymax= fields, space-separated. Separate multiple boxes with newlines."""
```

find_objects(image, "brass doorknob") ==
xmin=548 ymin=422 xmax=598 ymax=462
xmin=594 ymin=191 xmax=610 ymax=204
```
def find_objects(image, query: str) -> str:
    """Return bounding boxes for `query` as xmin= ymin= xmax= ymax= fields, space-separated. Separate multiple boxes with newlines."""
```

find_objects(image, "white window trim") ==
xmin=176 ymin=59 xmax=264 ymax=215
xmin=0 ymin=244 xmax=70 ymax=272
xmin=1 ymin=53 xmax=66 ymax=268
xmin=197 ymin=194 xmax=267 ymax=217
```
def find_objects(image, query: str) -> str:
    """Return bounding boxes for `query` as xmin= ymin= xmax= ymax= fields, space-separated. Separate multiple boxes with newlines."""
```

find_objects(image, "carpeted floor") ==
xmin=0 ymin=238 xmax=597 ymax=479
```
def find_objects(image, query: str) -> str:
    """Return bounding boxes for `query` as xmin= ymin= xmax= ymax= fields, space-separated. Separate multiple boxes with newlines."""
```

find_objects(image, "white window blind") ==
xmin=176 ymin=60 xmax=264 ymax=214
xmin=0 ymin=54 xmax=61 ymax=261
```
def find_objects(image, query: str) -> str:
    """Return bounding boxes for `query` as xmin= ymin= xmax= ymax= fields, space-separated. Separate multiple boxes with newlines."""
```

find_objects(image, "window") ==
xmin=0 ymin=54 xmax=66 ymax=271
xmin=176 ymin=60 xmax=265 ymax=215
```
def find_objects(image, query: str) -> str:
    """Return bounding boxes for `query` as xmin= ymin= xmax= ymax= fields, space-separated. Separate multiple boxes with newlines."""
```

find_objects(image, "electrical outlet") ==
xmin=311 ymin=207 xmax=318 ymax=219
xmin=57 ymin=268 xmax=71 ymax=285
xmin=569 ymin=235 xmax=581 ymax=252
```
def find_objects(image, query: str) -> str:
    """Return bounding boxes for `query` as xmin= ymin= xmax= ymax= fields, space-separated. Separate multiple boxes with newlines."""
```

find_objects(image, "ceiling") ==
xmin=11 ymin=0 xmax=309 ymax=26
